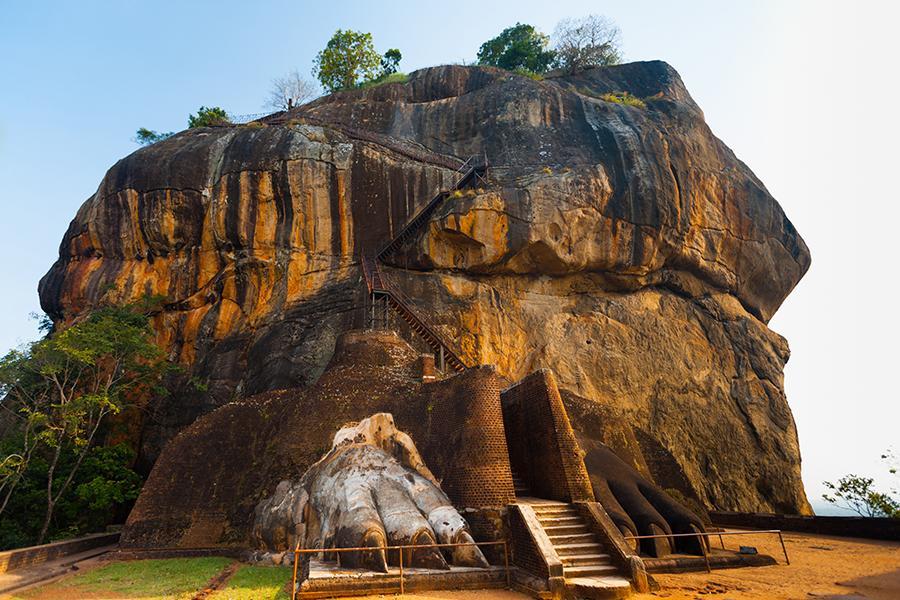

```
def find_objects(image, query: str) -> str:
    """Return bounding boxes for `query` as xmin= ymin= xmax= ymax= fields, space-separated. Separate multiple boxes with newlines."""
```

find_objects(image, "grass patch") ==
xmin=210 ymin=565 xmax=291 ymax=600
xmin=358 ymin=72 xmax=409 ymax=89
xmin=598 ymin=91 xmax=647 ymax=109
xmin=15 ymin=557 xmax=232 ymax=600
xmin=513 ymin=67 xmax=544 ymax=81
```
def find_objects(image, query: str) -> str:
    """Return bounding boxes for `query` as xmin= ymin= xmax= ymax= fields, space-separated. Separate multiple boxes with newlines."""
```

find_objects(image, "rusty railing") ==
xmin=623 ymin=529 xmax=790 ymax=573
xmin=290 ymin=540 xmax=509 ymax=599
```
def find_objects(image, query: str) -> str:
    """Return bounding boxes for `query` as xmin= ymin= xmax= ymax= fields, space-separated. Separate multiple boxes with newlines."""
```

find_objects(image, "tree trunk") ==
xmin=36 ymin=445 xmax=61 ymax=545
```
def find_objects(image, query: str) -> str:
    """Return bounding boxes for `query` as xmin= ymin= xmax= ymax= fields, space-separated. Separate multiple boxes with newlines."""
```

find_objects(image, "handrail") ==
xmin=377 ymin=156 xmax=486 ymax=261
xmin=290 ymin=539 xmax=509 ymax=599
xmin=361 ymin=254 xmax=467 ymax=371
xmin=623 ymin=529 xmax=790 ymax=573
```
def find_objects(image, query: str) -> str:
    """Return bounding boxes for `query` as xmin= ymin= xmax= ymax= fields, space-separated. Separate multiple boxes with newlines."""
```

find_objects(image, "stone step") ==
xmin=537 ymin=515 xmax=582 ymax=526
xmin=531 ymin=506 xmax=577 ymax=516
xmin=564 ymin=564 xmax=619 ymax=577
xmin=561 ymin=553 xmax=612 ymax=566
xmin=548 ymin=532 xmax=597 ymax=545
xmin=566 ymin=576 xmax=633 ymax=600
xmin=543 ymin=524 xmax=591 ymax=536
xmin=554 ymin=542 xmax=607 ymax=555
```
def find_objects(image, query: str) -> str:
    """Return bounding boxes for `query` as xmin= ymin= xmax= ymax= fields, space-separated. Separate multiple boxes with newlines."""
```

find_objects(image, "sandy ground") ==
xmin=5 ymin=531 xmax=898 ymax=599
xmin=635 ymin=531 xmax=900 ymax=600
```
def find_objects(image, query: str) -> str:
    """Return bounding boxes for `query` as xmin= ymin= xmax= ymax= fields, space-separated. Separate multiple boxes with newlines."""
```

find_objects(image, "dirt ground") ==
xmin=635 ymin=531 xmax=900 ymax=600
xmin=6 ymin=531 xmax=898 ymax=600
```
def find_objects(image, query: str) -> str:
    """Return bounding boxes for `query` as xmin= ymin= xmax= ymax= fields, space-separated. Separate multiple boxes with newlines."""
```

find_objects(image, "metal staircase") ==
xmin=360 ymin=155 xmax=487 ymax=374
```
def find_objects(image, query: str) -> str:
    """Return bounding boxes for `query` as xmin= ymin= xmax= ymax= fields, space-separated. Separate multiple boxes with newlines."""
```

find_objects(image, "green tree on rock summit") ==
xmin=476 ymin=23 xmax=556 ymax=74
xmin=314 ymin=30 xmax=383 ymax=92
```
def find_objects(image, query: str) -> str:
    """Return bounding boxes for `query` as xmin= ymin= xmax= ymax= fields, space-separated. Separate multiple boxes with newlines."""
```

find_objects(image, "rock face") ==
xmin=40 ymin=61 xmax=811 ymax=514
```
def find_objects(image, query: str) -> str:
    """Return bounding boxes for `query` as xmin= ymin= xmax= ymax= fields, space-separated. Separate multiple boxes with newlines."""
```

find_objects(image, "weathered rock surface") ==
xmin=40 ymin=61 xmax=811 ymax=514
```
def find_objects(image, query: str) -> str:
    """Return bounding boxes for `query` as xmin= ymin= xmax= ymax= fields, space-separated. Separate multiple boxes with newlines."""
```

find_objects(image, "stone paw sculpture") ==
xmin=252 ymin=413 xmax=489 ymax=572
xmin=587 ymin=444 xmax=708 ymax=557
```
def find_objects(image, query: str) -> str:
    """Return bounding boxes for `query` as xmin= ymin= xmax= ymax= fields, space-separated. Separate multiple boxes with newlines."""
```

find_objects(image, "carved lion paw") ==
xmin=253 ymin=413 xmax=489 ymax=572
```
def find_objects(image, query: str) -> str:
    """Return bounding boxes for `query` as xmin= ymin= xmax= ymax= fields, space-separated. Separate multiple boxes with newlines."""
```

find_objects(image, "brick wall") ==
xmin=404 ymin=366 xmax=516 ymax=509
xmin=507 ymin=507 xmax=550 ymax=578
xmin=501 ymin=369 xmax=594 ymax=503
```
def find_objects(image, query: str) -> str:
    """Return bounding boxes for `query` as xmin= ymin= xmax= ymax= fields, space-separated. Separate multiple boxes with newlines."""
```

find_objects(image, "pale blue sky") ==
xmin=1 ymin=1 xmax=897 ymax=514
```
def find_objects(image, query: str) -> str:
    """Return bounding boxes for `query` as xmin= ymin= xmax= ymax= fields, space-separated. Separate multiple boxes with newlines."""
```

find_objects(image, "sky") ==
xmin=1 ymin=1 xmax=897 ymax=515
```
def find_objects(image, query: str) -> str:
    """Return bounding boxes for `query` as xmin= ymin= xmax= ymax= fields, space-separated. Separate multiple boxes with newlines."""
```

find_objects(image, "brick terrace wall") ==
xmin=501 ymin=369 xmax=594 ymax=503
xmin=409 ymin=366 xmax=516 ymax=509
xmin=507 ymin=507 xmax=550 ymax=579
xmin=711 ymin=511 xmax=900 ymax=541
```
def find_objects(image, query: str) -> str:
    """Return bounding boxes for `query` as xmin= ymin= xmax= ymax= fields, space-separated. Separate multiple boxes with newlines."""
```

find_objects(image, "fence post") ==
xmin=778 ymin=532 xmax=790 ymax=565
xmin=399 ymin=546 xmax=404 ymax=595
xmin=503 ymin=541 xmax=510 ymax=588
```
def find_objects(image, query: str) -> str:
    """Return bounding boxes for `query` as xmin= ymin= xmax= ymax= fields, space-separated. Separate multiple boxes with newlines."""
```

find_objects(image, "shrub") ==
xmin=598 ymin=91 xmax=646 ymax=109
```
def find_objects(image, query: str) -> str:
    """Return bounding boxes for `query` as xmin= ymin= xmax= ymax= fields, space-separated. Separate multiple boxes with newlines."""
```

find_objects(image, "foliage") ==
xmin=0 ymin=443 xmax=142 ymax=550
xmin=599 ymin=91 xmax=646 ymax=109
xmin=380 ymin=48 xmax=402 ymax=76
xmin=357 ymin=72 xmax=408 ymax=90
xmin=265 ymin=70 xmax=318 ymax=111
xmin=552 ymin=14 xmax=622 ymax=72
xmin=476 ymin=23 xmax=556 ymax=74
xmin=215 ymin=565 xmax=291 ymax=600
xmin=822 ymin=474 xmax=900 ymax=518
xmin=0 ymin=303 xmax=172 ymax=545
xmin=188 ymin=106 xmax=230 ymax=128
xmin=513 ymin=67 xmax=544 ymax=81
xmin=134 ymin=128 xmax=174 ymax=146
xmin=16 ymin=557 xmax=234 ymax=600
xmin=313 ymin=29 xmax=382 ymax=92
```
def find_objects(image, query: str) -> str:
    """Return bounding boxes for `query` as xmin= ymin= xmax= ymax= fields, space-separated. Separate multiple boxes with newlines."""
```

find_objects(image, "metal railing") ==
xmin=290 ymin=540 xmax=509 ymax=599
xmin=623 ymin=529 xmax=789 ymax=573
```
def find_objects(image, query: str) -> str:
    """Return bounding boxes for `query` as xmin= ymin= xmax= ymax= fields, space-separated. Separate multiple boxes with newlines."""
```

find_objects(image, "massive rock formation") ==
xmin=39 ymin=61 xmax=811 ymax=514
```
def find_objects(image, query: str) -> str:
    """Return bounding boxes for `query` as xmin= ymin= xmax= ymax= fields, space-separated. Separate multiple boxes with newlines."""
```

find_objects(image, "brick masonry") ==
xmin=501 ymin=369 xmax=594 ymax=503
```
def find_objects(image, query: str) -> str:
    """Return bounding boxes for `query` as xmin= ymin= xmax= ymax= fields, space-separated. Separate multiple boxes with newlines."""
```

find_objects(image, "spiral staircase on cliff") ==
xmin=360 ymin=155 xmax=487 ymax=373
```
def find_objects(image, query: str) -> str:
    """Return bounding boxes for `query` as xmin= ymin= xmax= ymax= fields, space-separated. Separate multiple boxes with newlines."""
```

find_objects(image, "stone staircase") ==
xmin=531 ymin=502 xmax=632 ymax=598
xmin=510 ymin=469 xmax=532 ymax=498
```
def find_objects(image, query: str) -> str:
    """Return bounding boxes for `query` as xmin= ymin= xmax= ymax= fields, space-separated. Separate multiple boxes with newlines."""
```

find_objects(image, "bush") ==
xmin=477 ymin=23 xmax=556 ymax=74
xmin=357 ymin=72 xmax=408 ymax=90
xmin=134 ymin=128 xmax=173 ymax=146
xmin=188 ymin=106 xmax=230 ymax=128
xmin=598 ymin=91 xmax=647 ymax=109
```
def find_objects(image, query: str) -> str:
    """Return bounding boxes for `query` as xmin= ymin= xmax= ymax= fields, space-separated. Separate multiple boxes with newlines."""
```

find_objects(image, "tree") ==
xmin=380 ymin=48 xmax=402 ymax=76
xmin=552 ymin=15 xmax=622 ymax=72
xmin=476 ymin=23 xmax=556 ymax=74
xmin=134 ymin=128 xmax=174 ymax=146
xmin=313 ymin=30 xmax=382 ymax=92
xmin=265 ymin=70 xmax=318 ymax=111
xmin=0 ymin=305 xmax=171 ymax=543
xmin=822 ymin=474 xmax=900 ymax=518
xmin=188 ymin=106 xmax=230 ymax=128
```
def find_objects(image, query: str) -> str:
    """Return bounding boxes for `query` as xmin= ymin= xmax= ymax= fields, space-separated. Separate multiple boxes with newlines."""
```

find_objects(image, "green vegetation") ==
xmin=313 ymin=29 xmax=382 ymax=92
xmin=189 ymin=106 xmax=231 ymax=128
xmin=823 ymin=452 xmax=899 ymax=518
xmin=0 ymin=303 xmax=172 ymax=547
xmin=357 ymin=72 xmax=408 ymax=89
xmin=477 ymin=15 xmax=622 ymax=76
xmin=380 ymin=48 xmax=402 ymax=76
xmin=598 ymin=91 xmax=647 ymax=109
xmin=312 ymin=30 xmax=404 ymax=92
xmin=14 ymin=557 xmax=233 ymax=600
xmin=211 ymin=565 xmax=292 ymax=600
xmin=134 ymin=127 xmax=174 ymax=146
xmin=476 ymin=23 xmax=555 ymax=74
